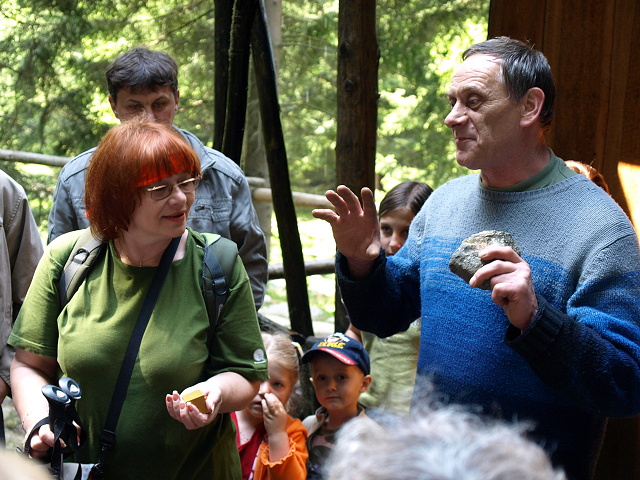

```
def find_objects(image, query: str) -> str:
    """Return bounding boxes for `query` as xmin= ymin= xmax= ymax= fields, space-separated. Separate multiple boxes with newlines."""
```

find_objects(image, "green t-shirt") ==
xmin=482 ymin=150 xmax=577 ymax=192
xmin=9 ymin=228 xmax=269 ymax=480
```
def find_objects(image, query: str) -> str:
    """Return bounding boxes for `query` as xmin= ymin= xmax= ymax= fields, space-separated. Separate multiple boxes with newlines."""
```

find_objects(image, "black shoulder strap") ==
xmin=201 ymin=233 xmax=237 ymax=344
xmin=59 ymin=228 xmax=107 ymax=307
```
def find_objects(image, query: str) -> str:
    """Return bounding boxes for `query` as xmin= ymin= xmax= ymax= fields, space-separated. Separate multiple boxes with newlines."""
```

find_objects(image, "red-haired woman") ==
xmin=9 ymin=118 xmax=268 ymax=479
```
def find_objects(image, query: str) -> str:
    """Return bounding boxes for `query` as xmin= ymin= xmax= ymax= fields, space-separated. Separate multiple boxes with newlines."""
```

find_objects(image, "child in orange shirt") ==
xmin=232 ymin=332 xmax=308 ymax=480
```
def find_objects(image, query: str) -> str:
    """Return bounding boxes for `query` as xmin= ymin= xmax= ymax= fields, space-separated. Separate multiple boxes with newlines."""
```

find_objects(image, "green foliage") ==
xmin=0 ymin=160 xmax=57 ymax=235
xmin=266 ymin=209 xmax=337 ymax=327
xmin=278 ymin=0 xmax=488 ymax=194
xmin=0 ymin=0 xmax=488 ymax=231
xmin=0 ymin=0 xmax=217 ymax=157
xmin=1 ymin=0 xmax=487 ymax=196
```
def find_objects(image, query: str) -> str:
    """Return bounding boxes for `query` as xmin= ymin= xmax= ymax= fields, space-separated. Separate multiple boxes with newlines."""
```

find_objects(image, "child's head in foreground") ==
xmin=327 ymin=402 xmax=567 ymax=480
xmin=302 ymin=332 xmax=372 ymax=417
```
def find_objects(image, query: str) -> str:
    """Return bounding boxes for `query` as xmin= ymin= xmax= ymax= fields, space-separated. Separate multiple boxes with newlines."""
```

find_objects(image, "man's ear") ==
xmin=520 ymin=87 xmax=545 ymax=128
xmin=174 ymin=89 xmax=180 ymax=112
xmin=360 ymin=374 xmax=373 ymax=393
xmin=108 ymin=94 xmax=118 ymax=119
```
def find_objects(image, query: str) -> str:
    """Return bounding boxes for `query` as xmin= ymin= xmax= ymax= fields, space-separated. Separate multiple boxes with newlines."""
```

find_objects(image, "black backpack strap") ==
xmin=201 ymin=233 xmax=237 ymax=344
xmin=59 ymin=228 xmax=107 ymax=307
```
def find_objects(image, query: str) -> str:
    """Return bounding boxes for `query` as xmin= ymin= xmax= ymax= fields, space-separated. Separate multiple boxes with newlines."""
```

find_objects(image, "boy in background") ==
xmin=302 ymin=332 xmax=372 ymax=480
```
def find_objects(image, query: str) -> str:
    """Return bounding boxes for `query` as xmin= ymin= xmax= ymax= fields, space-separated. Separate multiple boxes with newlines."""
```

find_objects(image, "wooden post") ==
xmin=213 ymin=0 xmax=234 ymax=151
xmin=252 ymin=0 xmax=313 ymax=338
xmin=222 ymin=0 xmax=258 ymax=163
xmin=335 ymin=0 xmax=378 ymax=331
xmin=489 ymin=1 xmax=640 ymax=477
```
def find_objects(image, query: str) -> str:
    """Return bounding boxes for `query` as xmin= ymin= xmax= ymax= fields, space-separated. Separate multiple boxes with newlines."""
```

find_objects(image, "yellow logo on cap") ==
xmin=318 ymin=341 xmax=346 ymax=349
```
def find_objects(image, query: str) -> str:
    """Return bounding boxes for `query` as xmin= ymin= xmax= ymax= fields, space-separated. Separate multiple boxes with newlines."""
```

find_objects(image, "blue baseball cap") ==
xmin=302 ymin=332 xmax=370 ymax=375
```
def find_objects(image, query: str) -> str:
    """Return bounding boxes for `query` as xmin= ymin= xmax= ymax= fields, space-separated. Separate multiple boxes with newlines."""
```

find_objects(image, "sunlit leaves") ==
xmin=1 ymin=0 xmax=488 ymax=196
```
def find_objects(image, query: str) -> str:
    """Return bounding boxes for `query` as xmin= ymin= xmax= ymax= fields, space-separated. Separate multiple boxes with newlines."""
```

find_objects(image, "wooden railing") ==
xmin=0 ymin=149 xmax=337 ymax=281
xmin=0 ymin=149 xmax=68 ymax=168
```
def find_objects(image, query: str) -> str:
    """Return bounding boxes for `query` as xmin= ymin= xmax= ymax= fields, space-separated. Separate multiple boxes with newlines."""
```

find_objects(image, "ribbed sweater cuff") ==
xmin=335 ymin=249 xmax=386 ymax=285
xmin=505 ymin=295 xmax=566 ymax=360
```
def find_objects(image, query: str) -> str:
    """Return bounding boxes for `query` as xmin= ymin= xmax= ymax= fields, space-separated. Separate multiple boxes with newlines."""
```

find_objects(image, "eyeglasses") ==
xmin=144 ymin=177 xmax=201 ymax=201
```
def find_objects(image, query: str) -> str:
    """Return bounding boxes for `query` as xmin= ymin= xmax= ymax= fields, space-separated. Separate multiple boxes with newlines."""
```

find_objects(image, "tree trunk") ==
xmin=334 ymin=0 xmax=379 ymax=331
xmin=264 ymin=0 xmax=282 ymax=71
xmin=251 ymin=0 xmax=313 ymax=338
xmin=242 ymin=74 xmax=272 ymax=253
xmin=214 ymin=0 xmax=233 ymax=150
xmin=222 ymin=0 xmax=258 ymax=163
xmin=242 ymin=0 xmax=281 ymax=259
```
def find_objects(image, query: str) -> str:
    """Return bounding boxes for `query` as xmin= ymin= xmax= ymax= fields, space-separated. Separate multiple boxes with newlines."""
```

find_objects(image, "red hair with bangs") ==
xmin=85 ymin=118 xmax=201 ymax=240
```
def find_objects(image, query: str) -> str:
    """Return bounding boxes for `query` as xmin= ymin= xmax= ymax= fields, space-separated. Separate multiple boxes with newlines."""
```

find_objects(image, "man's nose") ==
xmin=143 ymin=106 xmax=156 ymax=122
xmin=445 ymin=103 xmax=466 ymax=128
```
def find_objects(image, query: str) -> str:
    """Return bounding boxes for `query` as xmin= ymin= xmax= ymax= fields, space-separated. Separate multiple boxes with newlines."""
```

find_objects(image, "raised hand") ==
xmin=312 ymin=185 xmax=381 ymax=278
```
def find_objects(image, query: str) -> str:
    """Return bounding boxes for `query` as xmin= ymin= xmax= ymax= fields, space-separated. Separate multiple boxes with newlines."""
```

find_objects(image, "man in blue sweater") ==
xmin=313 ymin=37 xmax=640 ymax=480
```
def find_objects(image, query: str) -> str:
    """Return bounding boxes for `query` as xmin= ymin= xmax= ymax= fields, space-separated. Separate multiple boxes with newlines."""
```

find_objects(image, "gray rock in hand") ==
xmin=449 ymin=230 xmax=521 ymax=290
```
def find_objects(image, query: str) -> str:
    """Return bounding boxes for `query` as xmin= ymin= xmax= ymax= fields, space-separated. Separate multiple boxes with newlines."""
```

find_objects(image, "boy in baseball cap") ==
xmin=301 ymin=332 xmax=373 ymax=479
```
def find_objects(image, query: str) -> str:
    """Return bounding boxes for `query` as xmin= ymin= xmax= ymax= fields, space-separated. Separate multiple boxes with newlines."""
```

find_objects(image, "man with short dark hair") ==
xmin=313 ymin=37 xmax=640 ymax=479
xmin=49 ymin=47 xmax=268 ymax=308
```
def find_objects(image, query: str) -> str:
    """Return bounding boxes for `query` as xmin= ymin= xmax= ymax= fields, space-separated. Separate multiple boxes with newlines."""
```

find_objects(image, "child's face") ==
xmin=246 ymin=360 xmax=295 ymax=419
xmin=379 ymin=207 xmax=415 ymax=256
xmin=309 ymin=354 xmax=371 ymax=415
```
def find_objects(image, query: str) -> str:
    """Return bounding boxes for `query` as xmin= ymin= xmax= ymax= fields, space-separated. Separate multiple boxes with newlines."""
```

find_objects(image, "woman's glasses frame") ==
xmin=144 ymin=176 xmax=201 ymax=201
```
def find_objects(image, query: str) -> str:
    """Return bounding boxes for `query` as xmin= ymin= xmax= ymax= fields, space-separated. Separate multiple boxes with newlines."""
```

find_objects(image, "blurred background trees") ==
xmin=0 ymin=0 xmax=487 ymax=200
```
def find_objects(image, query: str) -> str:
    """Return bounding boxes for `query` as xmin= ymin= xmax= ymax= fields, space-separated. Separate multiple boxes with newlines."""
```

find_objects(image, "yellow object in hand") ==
xmin=182 ymin=389 xmax=208 ymax=414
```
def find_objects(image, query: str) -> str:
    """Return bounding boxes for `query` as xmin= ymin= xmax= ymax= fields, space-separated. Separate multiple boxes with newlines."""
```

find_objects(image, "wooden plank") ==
xmin=604 ymin=0 xmax=640 ymax=226
xmin=543 ymin=0 xmax=614 ymax=166
xmin=488 ymin=1 xmax=640 ymax=478
xmin=488 ymin=0 xmax=546 ymax=46
xmin=593 ymin=3 xmax=640 ymax=474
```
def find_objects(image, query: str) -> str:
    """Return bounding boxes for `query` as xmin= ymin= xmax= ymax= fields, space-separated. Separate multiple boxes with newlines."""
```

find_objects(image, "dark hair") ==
xmin=463 ymin=36 xmax=556 ymax=129
xmin=85 ymin=118 xmax=200 ymax=240
xmin=379 ymin=181 xmax=433 ymax=219
xmin=106 ymin=47 xmax=179 ymax=102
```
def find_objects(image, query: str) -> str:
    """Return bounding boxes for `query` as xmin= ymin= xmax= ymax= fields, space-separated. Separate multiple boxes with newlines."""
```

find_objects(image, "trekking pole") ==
xmin=58 ymin=377 xmax=86 ymax=455
xmin=42 ymin=385 xmax=71 ymax=480
xmin=0 ymin=405 xmax=5 ymax=447
xmin=58 ymin=378 xmax=81 ymax=405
